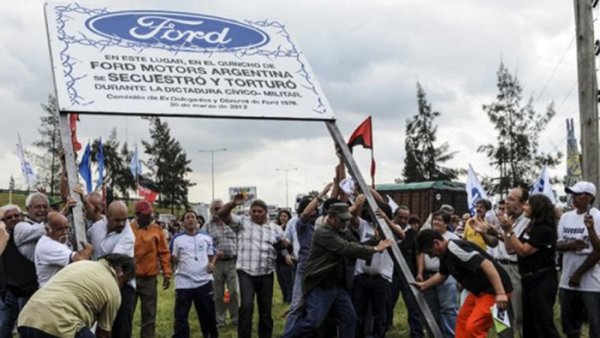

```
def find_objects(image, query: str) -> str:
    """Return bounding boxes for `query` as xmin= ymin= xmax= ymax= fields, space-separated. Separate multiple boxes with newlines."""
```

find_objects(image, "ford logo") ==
xmin=85 ymin=10 xmax=270 ymax=52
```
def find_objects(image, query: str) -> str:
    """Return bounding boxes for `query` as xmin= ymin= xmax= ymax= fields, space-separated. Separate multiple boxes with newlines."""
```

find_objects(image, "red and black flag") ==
xmin=347 ymin=116 xmax=376 ymax=187
xmin=137 ymin=175 xmax=160 ymax=203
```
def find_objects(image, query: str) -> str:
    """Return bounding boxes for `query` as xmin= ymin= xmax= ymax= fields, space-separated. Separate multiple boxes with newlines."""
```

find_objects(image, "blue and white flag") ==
xmin=79 ymin=142 xmax=92 ymax=193
xmin=16 ymin=133 xmax=37 ymax=189
xmin=466 ymin=164 xmax=488 ymax=215
xmin=530 ymin=166 xmax=557 ymax=205
xmin=130 ymin=145 xmax=142 ymax=180
xmin=95 ymin=138 xmax=104 ymax=191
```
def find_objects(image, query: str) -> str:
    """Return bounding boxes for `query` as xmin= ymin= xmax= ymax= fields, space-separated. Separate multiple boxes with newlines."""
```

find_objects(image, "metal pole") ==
xmin=275 ymin=167 xmax=298 ymax=209
xmin=57 ymin=113 xmax=86 ymax=249
xmin=325 ymin=120 xmax=442 ymax=337
xmin=211 ymin=151 xmax=215 ymax=201
xmin=199 ymin=148 xmax=227 ymax=201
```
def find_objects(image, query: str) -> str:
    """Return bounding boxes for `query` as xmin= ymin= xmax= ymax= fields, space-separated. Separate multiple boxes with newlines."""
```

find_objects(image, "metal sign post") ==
xmin=45 ymin=3 xmax=442 ymax=334
xmin=57 ymin=113 xmax=86 ymax=249
xmin=326 ymin=121 xmax=442 ymax=338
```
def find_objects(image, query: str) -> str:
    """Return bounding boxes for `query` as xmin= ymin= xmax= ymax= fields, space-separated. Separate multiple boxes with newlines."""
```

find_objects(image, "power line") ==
xmin=535 ymin=36 xmax=575 ymax=104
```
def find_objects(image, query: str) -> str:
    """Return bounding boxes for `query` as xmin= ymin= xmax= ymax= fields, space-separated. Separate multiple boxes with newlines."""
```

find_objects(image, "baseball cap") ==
xmin=328 ymin=203 xmax=353 ymax=221
xmin=565 ymin=181 xmax=596 ymax=197
xmin=134 ymin=200 xmax=153 ymax=215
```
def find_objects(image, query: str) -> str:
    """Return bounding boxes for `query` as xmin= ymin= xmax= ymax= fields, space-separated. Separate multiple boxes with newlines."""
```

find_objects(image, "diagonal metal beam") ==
xmin=325 ymin=120 xmax=442 ymax=338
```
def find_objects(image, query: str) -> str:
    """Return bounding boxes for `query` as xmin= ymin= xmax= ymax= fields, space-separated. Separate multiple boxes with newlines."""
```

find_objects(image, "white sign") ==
xmin=228 ymin=186 xmax=257 ymax=206
xmin=44 ymin=3 xmax=334 ymax=120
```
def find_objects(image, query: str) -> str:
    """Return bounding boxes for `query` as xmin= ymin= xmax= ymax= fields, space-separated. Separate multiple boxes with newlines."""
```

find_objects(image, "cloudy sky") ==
xmin=0 ymin=0 xmax=587 ymax=208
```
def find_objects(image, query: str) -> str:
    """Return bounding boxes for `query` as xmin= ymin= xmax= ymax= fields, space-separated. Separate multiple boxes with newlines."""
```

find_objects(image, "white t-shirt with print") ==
xmin=558 ymin=207 xmax=600 ymax=291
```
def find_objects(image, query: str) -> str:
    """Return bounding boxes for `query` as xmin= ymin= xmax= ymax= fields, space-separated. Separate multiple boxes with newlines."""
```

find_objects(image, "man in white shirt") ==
xmin=557 ymin=181 xmax=600 ymax=338
xmin=219 ymin=198 xmax=287 ymax=338
xmin=87 ymin=201 xmax=136 ymax=338
xmin=14 ymin=193 xmax=49 ymax=262
xmin=171 ymin=210 xmax=218 ymax=338
xmin=35 ymin=212 xmax=93 ymax=287
xmin=492 ymin=186 xmax=530 ymax=337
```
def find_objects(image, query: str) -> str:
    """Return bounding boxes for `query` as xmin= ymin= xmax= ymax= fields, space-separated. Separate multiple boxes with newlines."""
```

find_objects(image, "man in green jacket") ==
xmin=284 ymin=203 xmax=393 ymax=338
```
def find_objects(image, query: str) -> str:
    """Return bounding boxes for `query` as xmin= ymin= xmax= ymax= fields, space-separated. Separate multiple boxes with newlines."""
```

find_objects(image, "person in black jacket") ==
xmin=284 ymin=203 xmax=393 ymax=338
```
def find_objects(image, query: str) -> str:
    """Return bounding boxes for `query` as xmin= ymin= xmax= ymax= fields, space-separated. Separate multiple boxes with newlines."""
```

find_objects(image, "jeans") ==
xmin=212 ymin=259 xmax=238 ymax=325
xmin=284 ymin=286 xmax=356 ymax=338
xmin=275 ymin=258 xmax=295 ymax=303
xmin=385 ymin=266 xmax=402 ymax=330
xmin=352 ymin=274 xmax=391 ymax=338
xmin=559 ymin=288 xmax=600 ymax=338
xmin=237 ymin=271 xmax=274 ymax=338
xmin=0 ymin=289 xmax=27 ymax=338
xmin=135 ymin=276 xmax=158 ymax=338
xmin=112 ymin=284 xmax=135 ymax=338
xmin=423 ymin=276 xmax=457 ymax=338
xmin=173 ymin=283 xmax=218 ymax=338
xmin=283 ymin=268 xmax=304 ymax=335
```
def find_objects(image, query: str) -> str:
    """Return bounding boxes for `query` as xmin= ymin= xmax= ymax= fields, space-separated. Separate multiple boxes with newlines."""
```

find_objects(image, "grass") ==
xmin=132 ymin=276 xmax=588 ymax=338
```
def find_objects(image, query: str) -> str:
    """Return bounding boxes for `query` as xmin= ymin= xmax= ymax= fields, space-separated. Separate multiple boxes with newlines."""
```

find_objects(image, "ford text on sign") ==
xmin=44 ymin=3 xmax=334 ymax=120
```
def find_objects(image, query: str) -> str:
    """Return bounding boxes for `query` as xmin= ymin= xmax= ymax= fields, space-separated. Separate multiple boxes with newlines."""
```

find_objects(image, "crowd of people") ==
xmin=0 ymin=169 xmax=599 ymax=338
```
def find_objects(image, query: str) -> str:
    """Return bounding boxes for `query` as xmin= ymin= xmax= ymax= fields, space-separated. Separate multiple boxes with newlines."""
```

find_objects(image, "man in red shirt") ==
xmin=131 ymin=200 xmax=172 ymax=338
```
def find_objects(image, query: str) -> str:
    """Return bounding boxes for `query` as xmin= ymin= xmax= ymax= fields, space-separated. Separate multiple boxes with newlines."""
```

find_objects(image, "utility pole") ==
xmin=574 ymin=0 xmax=600 ymax=201
xmin=275 ymin=167 xmax=298 ymax=209
xmin=198 ymin=148 xmax=227 ymax=201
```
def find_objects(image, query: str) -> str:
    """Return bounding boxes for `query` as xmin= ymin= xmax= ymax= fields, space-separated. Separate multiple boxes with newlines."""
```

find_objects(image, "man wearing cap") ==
xmin=131 ymin=200 xmax=172 ymax=338
xmin=557 ymin=181 xmax=600 ymax=338
xmin=218 ymin=197 xmax=288 ymax=338
xmin=284 ymin=203 xmax=394 ymax=338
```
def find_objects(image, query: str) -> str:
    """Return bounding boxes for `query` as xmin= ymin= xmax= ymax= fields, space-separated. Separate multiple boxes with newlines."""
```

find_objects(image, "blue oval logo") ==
xmin=85 ymin=10 xmax=270 ymax=52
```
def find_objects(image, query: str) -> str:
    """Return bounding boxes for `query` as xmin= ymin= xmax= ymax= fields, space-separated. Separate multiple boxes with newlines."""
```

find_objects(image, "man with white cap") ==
xmin=557 ymin=181 xmax=600 ymax=338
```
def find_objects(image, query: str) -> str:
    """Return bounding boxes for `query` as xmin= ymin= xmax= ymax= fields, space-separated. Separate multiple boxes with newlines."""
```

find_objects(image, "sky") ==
xmin=0 ymin=0 xmax=589 ymax=208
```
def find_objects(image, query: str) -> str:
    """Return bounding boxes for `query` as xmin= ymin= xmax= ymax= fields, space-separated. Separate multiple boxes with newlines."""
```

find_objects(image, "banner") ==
xmin=16 ymin=134 xmax=37 ymax=189
xmin=466 ymin=164 xmax=487 ymax=215
xmin=44 ymin=3 xmax=334 ymax=120
xmin=530 ymin=166 xmax=557 ymax=205
xmin=130 ymin=145 xmax=143 ymax=180
xmin=95 ymin=138 xmax=104 ymax=191
xmin=228 ymin=186 xmax=257 ymax=206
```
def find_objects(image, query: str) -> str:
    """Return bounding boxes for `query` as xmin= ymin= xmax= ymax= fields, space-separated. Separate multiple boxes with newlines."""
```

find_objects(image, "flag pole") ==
xmin=325 ymin=120 xmax=442 ymax=337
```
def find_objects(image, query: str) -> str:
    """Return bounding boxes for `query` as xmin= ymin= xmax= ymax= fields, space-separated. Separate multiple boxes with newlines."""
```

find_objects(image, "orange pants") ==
xmin=455 ymin=292 xmax=509 ymax=338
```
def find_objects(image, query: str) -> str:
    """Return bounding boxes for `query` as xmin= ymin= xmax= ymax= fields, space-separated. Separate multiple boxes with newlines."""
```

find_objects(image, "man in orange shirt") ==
xmin=131 ymin=200 xmax=172 ymax=338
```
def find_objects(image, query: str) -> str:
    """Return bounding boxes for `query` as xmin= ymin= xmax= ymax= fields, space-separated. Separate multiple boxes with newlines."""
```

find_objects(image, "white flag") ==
xmin=387 ymin=194 xmax=399 ymax=215
xmin=16 ymin=134 xmax=37 ymax=189
xmin=466 ymin=164 xmax=487 ymax=215
xmin=530 ymin=166 xmax=557 ymax=205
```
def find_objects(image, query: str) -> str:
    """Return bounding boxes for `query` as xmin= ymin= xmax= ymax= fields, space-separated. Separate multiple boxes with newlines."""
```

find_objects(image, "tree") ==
xmin=32 ymin=95 xmax=62 ymax=194
xmin=477 ymin=63 xmax=562 ymax=196
xmin=142 ymin=117 xmax=194 ymax=212
xmin=401 ymin=83 xmax=461 ymax=183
